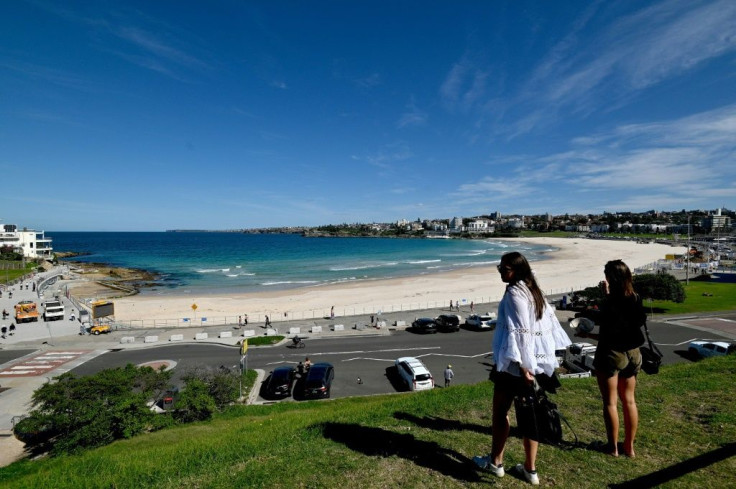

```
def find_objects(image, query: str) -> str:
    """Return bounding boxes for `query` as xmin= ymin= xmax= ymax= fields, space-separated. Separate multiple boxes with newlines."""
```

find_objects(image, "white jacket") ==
xmin=492 ymin=282 xmax=571 ymax=377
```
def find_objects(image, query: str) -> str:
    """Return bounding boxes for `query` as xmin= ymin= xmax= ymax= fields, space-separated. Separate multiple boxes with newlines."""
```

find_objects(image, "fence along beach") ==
xmin=86 ymin=237 xmax=685 ymax=326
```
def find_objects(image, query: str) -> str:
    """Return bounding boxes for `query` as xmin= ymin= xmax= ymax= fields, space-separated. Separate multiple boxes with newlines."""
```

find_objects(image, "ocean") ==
xmin=46 ymin=232 xmax=554 ymax=296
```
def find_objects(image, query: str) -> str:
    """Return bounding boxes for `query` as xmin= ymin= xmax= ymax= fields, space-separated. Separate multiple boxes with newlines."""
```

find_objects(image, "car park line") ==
xmin=295 ymin=346 xmax=442 ymax=357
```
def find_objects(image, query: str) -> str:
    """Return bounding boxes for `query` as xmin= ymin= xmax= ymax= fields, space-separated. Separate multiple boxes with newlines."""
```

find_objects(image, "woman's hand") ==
xmin=521 ymin=367 xmax=535 ymax=384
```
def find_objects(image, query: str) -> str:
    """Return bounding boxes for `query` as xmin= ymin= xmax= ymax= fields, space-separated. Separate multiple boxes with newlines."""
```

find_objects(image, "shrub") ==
xmin=634 ymin=273 xmax=686 ymax=303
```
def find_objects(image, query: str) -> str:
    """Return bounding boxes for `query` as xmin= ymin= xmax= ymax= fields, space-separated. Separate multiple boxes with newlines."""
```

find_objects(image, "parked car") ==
xmin=688 ymin=341 xmax=735 ymax=358
xmin=302 ymin=362 xmax=335 ymax=399
xmin=464 ymin=313 xmax=497 ymax=331
xmin=90 ymin=324 xmax=111 ymax=335
xmin=410 ymin=317 xmax=438 ymax=334
xmin=263 ymin=366 xmax=296 ymax=398
xmin=435 ymin=314 xmax=461 ymax=332
xmin=395 ymin=357 xmax=434 ymax=391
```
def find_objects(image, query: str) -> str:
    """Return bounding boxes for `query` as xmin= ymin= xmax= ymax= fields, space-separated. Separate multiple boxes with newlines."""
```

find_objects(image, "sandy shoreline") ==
xmin=88 ymin=237 xmax=684 ymax=323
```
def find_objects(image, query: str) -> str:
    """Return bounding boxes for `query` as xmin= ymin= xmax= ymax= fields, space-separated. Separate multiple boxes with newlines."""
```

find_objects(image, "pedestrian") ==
xmin=450 ymin=299 xmax=454 ymax=310
xmin=265 ymin=315 xmax=271 ymax=327
xmin=455 ymin=300 xmax=460 ymax=312
xmin=244 ymin=314 xmax=248 ymax=325
xmin=370 ymin=314 xmax=375 ymax=325
xmin=473 ymin=252 xmax=571 ymax=485
xmin=575 ymin=260 xmax=646 ymax=458
xmin=238 ymin=316 xmax=242 ymax=328
xmin=444 ymin=364 xmax=454 ymax=387
xmin=330 ymin=306 xmax=335 ymax=319
xmin=470 ymin=301 xmax=475 ymax=313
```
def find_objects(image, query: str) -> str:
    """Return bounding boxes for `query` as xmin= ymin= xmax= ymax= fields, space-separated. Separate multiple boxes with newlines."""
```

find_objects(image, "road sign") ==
xmin=191 ymin=304 xmax=198 ymax=311
xmin=241 ymin=338 xmax=248 ymax=355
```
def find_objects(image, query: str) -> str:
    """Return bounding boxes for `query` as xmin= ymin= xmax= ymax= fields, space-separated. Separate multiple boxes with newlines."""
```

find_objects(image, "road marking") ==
xmin=293 ymin=346 xmax=442 ymax=357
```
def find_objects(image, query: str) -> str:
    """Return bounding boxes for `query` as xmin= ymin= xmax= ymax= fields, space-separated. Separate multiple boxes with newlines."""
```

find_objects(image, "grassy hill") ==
xmin=1 ymin=355 xmax=735 ymax=488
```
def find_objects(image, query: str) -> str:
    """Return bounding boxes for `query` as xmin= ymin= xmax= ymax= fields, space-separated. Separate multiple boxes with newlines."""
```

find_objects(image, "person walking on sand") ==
xmin=576 ymin=259 xmax=646 ymax=458
xmin=444 ymin=364 xmax=454 ymax=387
xmin=473 ymin=252 xmax=571 ymax=485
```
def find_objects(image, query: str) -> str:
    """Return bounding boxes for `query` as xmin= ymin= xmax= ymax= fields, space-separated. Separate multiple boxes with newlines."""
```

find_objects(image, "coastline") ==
xmin=85 ymin=237 xmax=685 ymax=322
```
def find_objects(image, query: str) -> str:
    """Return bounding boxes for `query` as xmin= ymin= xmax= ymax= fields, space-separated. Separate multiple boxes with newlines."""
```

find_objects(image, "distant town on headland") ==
xmin=166 ymin=207 xmax=735 ymax=238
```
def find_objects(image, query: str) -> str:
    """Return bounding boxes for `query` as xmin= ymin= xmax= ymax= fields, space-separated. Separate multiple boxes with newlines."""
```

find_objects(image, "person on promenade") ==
xmin=330 ymin=306 xmax=335 ymax=319
xmin=238 ymin=316 xmax=242 ymax=328
xmin=444 ymin=364 xmax=454 ymax=387
xmin=470 ymin=301 xmax=475 ymax=313
xmin=474 ymin=251 xmax=571 ymax=485
xmin=265 ymin=315 xmax=271 ymax=327
xmin=244 ymin=314 xmax=248 ymax=325
xmin=575 ymin=259 xmax=646 ymax=458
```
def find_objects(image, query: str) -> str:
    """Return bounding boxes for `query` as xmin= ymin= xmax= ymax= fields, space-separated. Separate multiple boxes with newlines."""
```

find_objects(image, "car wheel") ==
xmin=94 ymin=330 xmax=100 ymax=335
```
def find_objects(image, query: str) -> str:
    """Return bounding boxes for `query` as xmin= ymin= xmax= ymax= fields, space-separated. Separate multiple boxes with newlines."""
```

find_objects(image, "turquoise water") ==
xmin=47 ymin=232 xmax=553 ymax=296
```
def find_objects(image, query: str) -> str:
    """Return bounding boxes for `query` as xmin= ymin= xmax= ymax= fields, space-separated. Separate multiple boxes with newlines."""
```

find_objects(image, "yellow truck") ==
xmin=15 ymin=301 xmax=40 ymax=323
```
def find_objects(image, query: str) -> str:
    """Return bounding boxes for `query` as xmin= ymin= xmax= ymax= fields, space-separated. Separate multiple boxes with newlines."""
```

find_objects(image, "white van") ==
xmin=395 ymin=357 xmax=434 ymax=391
xmin=43 ymin=300 xmax=65 ymax=321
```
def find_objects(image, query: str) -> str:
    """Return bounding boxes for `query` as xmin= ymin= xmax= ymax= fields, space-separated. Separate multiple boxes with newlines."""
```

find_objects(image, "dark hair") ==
xmin=501 ymin=252 xmax=545 ymax=320
xmin=604 ymin=260 xmax=636 ymax=298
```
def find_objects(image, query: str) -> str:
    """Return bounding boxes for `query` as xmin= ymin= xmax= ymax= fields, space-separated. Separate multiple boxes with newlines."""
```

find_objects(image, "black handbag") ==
xmin=513 ymin=381 xmax=576 ymax=446
xmin=640 ymin=319 xmax=663 ymax=375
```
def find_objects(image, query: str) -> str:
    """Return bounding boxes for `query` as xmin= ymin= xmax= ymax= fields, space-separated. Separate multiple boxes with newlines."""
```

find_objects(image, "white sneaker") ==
xmin=473 ymin=455 xmax=504 ymax=477
xmin=516 ymin=464 xmax=539 ymax=485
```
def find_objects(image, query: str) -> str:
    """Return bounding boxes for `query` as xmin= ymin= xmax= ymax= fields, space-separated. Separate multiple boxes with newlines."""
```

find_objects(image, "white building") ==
xmin=0 ymin=224 xmax=54 ymax=259
xmin=467 ymin=219 xmax=493 ymax=233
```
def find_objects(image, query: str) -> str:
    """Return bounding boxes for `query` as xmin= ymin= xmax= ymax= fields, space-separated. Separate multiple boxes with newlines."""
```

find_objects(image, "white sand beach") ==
xmin=103 ymin=237 xmax=686 ymax=323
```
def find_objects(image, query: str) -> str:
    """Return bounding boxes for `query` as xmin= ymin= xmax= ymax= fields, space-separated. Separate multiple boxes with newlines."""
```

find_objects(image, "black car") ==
xmin=302 ymin=362 xmax=335 ymax=399
xmin=435 ymin=314 xmax=461 ymax=332
xmin=263 ymin=366 xmax=296 ymax=398
xmin=410 ymin=317 xmax=438 ymax=334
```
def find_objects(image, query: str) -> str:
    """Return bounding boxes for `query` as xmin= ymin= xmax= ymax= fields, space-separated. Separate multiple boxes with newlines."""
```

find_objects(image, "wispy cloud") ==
xmin=351 ymin=143 xmax=414 ymax=172
xmin=514 ymin=0 xmax=736 ymax=133
xmin=440 ymin=55 xmax=488 ymax=113
xmin=459 ymin=104 xmax=736 ymax=212
xmin=396 ymin=97 xmax=428 ymax=128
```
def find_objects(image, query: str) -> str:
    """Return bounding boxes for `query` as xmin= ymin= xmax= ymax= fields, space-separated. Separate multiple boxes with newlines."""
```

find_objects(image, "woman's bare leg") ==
xmin=597 ymin=372 xmax=620 ymax=456
xmin=491 ymin=387 xmax=514 ymax=466
xmin=618 ymin=375 xmax=638 ymax=457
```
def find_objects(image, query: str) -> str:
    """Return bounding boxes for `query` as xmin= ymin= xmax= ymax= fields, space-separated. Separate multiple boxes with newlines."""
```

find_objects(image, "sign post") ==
xmin=239 ymin=339 xmax=248 ymax=400
xmin=191 ymin=303 xmax=197 ymax=320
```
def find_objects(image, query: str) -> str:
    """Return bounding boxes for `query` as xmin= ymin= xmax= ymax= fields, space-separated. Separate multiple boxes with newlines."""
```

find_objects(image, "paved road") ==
xmin=63 ymin=312 xmax=736 ymax=403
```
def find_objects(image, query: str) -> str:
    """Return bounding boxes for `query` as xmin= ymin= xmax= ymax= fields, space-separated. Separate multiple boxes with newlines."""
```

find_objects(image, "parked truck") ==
xmin=15 ymin=301 xmax=40 ymax=323
xmin=43 ymin=300 xmax=65 ymax=321
xmin=563 ymin=342 xmax=597 ymax=373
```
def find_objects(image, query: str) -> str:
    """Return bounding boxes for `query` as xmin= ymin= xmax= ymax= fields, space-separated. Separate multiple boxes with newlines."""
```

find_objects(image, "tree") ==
xmin=14 ymin=364 xmax=172 ymax=455
xmin=634 ymin=273 xmax=686 ymax=303
xmin=174 ymin=378 xmax=217 ymax=423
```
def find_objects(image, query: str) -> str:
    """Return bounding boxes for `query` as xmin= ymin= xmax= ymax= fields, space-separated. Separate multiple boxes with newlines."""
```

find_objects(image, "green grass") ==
xmin=0 ymin=261 xmax=37 ymax=285
xmin=2 ymin=355 xmax=735 ymax=488
xmin=646 ymin=281 xmax=736 ymax=314
xmin=244 ymin=335 xmax=284 ymax=346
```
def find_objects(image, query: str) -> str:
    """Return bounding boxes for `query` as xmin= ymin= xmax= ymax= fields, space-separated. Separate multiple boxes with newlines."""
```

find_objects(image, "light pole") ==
xmin=686 ymin=215 xmax=691 ymax=285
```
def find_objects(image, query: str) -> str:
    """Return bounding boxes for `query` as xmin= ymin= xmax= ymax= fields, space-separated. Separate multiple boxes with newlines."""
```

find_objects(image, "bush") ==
xmin=14 ymin=365 xmax=172 ymax=455
xmin=634 ymin=273 xmax=686 ymax=303
xmin=174 ymin=378 xmax=217 ymax=423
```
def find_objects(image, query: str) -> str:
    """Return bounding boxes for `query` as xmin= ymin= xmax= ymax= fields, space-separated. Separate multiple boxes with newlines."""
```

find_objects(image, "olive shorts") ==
xmin=594 ymin=347 xmax=642 ymax=378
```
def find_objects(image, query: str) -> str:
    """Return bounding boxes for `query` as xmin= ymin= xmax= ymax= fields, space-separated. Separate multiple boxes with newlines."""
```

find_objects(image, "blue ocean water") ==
xmin=46 ymin=232 xmax=554 ymax=296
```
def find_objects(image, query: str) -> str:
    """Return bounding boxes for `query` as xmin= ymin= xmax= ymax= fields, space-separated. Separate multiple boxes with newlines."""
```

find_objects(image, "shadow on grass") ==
xmin=321 ymin=422 xmax=481 ymax=482
xmin=393 ymin=412 xmax=489 ymax=435
xmin=609 ymin=442 xmax=736 ymax=488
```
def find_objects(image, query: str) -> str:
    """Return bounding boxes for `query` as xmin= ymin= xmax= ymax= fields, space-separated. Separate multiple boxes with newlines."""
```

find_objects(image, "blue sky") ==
xmin=2 ymin=1 xmax=735 ymax=231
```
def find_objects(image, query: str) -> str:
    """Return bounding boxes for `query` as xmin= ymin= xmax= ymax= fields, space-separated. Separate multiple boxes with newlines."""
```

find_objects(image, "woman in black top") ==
xmin=577 ymin=260 xmax=646 ymax=457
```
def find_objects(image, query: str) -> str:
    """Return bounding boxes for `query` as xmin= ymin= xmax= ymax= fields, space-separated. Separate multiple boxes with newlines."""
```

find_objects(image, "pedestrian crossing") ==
xmin=0 ymin=351 xmax=91 ymax=377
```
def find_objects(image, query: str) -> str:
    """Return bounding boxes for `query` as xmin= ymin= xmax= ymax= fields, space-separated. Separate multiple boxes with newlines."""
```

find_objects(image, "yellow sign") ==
xmin=241 ymin=339 xmax=248 ymax=355
xmin=191 ymin=304 xmax=198 ymax=311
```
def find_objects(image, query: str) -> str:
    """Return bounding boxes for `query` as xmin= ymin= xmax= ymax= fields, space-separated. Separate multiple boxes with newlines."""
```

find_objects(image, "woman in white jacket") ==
xmin=474 ymin=252 xmax=571 ymax=485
